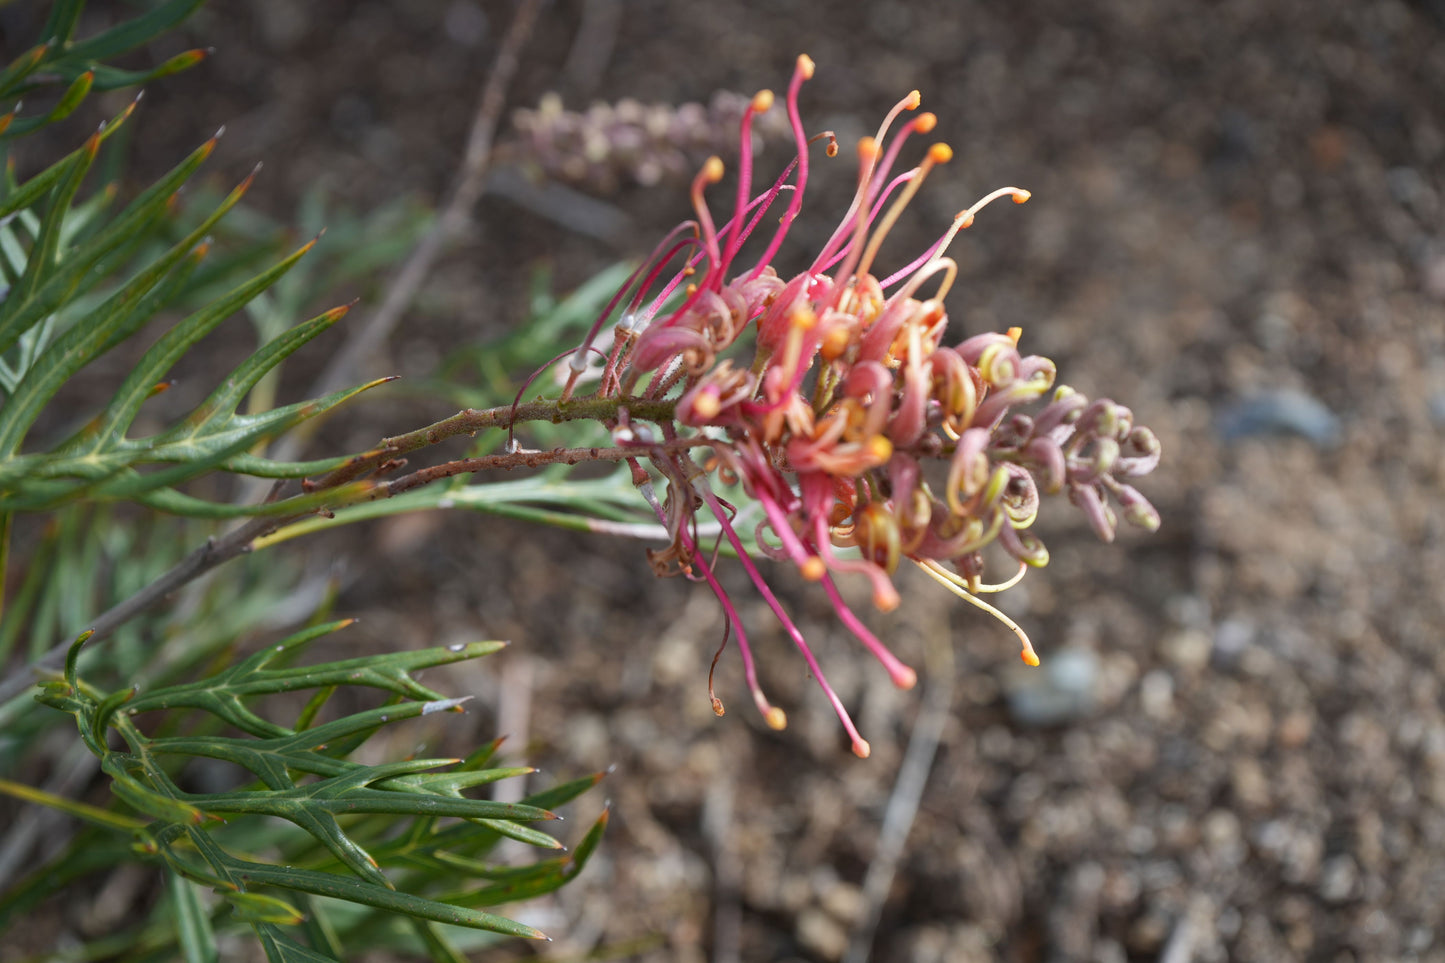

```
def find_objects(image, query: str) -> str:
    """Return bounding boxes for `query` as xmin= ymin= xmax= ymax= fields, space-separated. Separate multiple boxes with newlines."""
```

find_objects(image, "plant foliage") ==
xmin=18 ymin=620 xmax=604 ymax=957
xmin=0 ymin=3 xmax=383 ymax=517
xmin=0 ymin=5 xmax=606 ymax=959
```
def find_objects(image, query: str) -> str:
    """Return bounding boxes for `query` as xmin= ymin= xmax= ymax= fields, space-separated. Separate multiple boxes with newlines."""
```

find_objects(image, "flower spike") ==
xmin=558 ymin=58 xmax=1159 ymax=755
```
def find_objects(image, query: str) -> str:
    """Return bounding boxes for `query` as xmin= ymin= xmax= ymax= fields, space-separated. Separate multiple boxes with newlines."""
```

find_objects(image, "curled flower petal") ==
xmin=1069 ymin=482 xmax=1118 ymax=543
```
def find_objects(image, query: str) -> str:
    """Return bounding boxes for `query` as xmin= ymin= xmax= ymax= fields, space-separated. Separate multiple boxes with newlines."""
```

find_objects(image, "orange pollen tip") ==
xmin=1012 ymin=189 xmax=1032 ymax=204
xmin=800 ymin=556 xmax=826 ymax=581
xmin=853 ymin=738 xmax=872 ymax=759
xmin=702 ymin=156 xmax=724 ymax=182
xmin=893 ymin=666 xmax=918 ymax=690
xmin=957 ymin=211 xmax=976 ymax=229
xmin=822 ymin=326 xmax=851 ymax=360
xmin=693 ymin=391 xmax=721 ymax=419
xmin=905 ymin=90 xmax=922 ymax=109
xmin=1021 ymin=650 xmax=1041 ymax=667
xmin=914 ymin=112 xmax=938 ymax=133
xmin=752 ymin=89 xmax=775 ymax=113
xmin=857 ymin=136 xmax=880 ymax=161
xmin=868 ymin=435 xmax=894 ymax=461
xmin=766 ymin=706 xmax=789 ymax=730
xmin=711 ymin=697 xmax=726 ymax=716
xmin=791 ymin=306 xmax=818 ymax=331
xmin=798 ymin=54 xmax=816 ymax=78
xmin=1007 ymin=326 xmax=1023 ymax=346
xmin=928 ymin=143 xmax=954 ymax=164
xmin=875 ymin=589 xmax=902 ymax=613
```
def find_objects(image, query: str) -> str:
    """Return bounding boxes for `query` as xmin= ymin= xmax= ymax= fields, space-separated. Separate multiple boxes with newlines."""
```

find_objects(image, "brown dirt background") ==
xmin=8 ymin=0 xmax=1445 ymax=960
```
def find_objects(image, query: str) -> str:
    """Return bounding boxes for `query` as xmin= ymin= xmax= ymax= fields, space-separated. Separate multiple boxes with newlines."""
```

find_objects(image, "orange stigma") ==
xmin=693 ymin=390 xmax=721 ymax=420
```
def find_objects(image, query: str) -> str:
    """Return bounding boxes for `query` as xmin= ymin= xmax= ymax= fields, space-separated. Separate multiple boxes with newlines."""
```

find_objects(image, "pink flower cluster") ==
xmin=559 ymin=56 xmax=1161 ymax=757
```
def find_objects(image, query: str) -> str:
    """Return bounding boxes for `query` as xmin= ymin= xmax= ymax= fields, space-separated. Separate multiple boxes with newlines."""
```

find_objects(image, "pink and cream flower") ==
xmin=558 ymin=56 xmax=1161 ymax=757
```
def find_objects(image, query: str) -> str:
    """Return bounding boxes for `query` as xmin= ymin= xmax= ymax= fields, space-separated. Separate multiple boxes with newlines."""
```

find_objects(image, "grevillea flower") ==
xmin=555 ymin=56 xmax=1161 ymax=757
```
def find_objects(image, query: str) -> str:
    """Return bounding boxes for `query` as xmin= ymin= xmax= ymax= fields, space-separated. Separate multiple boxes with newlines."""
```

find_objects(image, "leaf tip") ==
xmin=421 ymin=696 xmax=471 ymax=715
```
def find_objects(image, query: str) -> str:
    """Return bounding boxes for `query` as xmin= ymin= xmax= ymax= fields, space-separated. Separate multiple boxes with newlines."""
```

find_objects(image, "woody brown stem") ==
xmin=0 ymin=396 xmax=677 ymax=709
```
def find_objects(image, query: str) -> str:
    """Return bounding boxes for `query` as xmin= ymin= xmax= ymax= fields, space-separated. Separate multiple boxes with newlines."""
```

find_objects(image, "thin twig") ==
xmin=842 ymin=634 xmax=955 ymax=963
xmin=271 ymin=0 xmax=545 ymax=458
xmin=560 ymin=0 xmax=621 ymax=96
xmin=0 ymin=397 xmax=679 ymax=709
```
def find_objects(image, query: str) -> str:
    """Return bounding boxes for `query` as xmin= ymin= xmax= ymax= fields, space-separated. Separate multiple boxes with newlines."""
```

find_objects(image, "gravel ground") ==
xmin=12 ymin=0 xmax=1445 ymax=960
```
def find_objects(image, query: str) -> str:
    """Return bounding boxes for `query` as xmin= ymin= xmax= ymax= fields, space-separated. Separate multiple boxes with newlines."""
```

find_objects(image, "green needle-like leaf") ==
xmin=84 ymin=48 xmax=210 ymax=91
xmin=89 ymin=236 xmax=321 ymax=448
xmin=225 ymin=894 xmax=306 ymax=926
xmin=169 ymin=302 xmax=355 ymax=432
xmin=232 ymin=859 xmax=547 ymax=940
xmin=2 ymin=129 xmax=97 ymax=320
xmin=451 ymin=809 xmax=609 ymax=908
xmin=168 ymin=869 xmax=220 ymax=963
xmin=39 ymin=0 xmax=84 ymax=47
xmin=0 ymin=97 xmax=137 ymax=220
xmin=255 ymin=926 xmax=339 ymax=963
xmin=0 ymin=130 xmax=217 ymax=357
xmin=53 ymin=0 xmax=206 ymax=65
xmin=0 ymin=42 xmax=51 ymax=99
xmin=4 ymin=70 xmax=93 ymax=136
xmin=0 ymin=165 xmax=257 ymax=454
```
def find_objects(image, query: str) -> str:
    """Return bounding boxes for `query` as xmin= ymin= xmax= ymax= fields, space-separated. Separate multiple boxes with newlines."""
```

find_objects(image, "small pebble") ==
xmin=1216 ymin=389 xmax=1342 ymax=446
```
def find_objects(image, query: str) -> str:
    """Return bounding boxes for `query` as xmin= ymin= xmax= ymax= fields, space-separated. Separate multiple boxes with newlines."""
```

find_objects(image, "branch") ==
xmin=0 ymin=396 xmax=679 ymax=708
xmin=281 ymin=0 xmax=545 ymax=432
